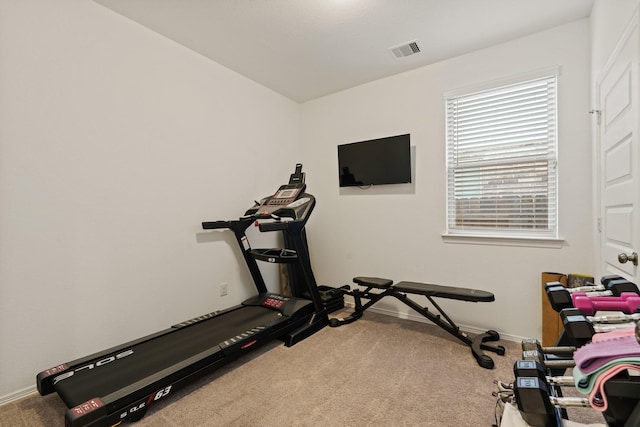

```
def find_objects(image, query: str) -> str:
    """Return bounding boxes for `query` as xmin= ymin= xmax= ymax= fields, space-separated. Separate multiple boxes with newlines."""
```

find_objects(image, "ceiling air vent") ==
xmin=389 ymin=40 xmax=422 ymax=59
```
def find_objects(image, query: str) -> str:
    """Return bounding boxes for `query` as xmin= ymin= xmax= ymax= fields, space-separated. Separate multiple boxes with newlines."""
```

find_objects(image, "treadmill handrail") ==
xmin=201 ymin=220 xmax=231 ymax=230
xmin=202 ymin=216 xmax=253 ymax=231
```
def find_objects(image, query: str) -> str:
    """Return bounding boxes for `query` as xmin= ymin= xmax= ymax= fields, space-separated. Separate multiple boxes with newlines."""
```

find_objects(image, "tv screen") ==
xmin=338 ymin=134 xmax=411 ymax=187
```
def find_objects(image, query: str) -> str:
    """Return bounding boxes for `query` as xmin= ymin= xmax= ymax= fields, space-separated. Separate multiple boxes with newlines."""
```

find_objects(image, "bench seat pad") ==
xmin=353 ymin=276 xmax=394 ymax=289
xmin=393 ymin=281 xmax=495 ymax=302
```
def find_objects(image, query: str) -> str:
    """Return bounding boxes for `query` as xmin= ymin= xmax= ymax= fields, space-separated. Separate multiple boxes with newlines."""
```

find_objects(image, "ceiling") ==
xmin=95 ymin=0 xmax=595 ymax=103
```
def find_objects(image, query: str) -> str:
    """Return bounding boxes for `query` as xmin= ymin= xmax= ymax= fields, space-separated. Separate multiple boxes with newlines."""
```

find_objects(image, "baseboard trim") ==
xmin=0 ymin=386 xmax=37 ymax=406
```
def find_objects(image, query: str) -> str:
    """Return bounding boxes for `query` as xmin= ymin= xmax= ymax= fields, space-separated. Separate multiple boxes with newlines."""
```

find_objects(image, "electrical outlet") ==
xmin=219 ymin=282 xmax=228 ymax=297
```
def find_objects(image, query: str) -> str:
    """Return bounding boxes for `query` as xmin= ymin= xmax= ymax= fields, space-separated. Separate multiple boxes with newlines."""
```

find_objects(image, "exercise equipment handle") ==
xmin=593 ymin=322 xmax=637 ymax=333
xmin=547 ymin=376 xmax=575 ymax=386
xmin=549 ymin=396 xmax=590 ymax=407
xmin=570 ymin=284 xmax=604 ymax=293
xmin=259 ymin=221 xmax=289 ymax=232
xmin=590 ymin=312 xmax=640 ymax=323
xmin=202 ymin=221 xmax=232 ymax=229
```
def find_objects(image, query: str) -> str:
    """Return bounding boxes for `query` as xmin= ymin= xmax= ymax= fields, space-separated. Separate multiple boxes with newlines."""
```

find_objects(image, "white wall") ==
xmin=0 ymin=2 xmax=614 ymax=402
xmin=591 ymin=0 xmax=639 ymax=77
xmin=300 ymin=20 xmax=592 ymax=340
xmin=0 ymin=1 xmax=300 ymax=400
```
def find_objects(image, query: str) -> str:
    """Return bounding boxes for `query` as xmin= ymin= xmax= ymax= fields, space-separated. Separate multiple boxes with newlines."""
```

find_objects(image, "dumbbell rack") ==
xmin=515 ymin=276 xmax=640 ymax=427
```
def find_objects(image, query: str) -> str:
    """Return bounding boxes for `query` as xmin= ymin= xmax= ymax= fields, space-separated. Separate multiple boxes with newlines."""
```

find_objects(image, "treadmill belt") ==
xmin=55 ymin=306 xmax=283 ymax=407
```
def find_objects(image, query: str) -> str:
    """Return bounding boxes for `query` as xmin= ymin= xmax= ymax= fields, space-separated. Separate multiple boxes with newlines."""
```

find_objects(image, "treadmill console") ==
xmin=247 ymin=183 xmax=306 ymax=217
xmin=246 ymin=164 xmax=312 ymax=219
xmin=261 ymin=294 xmax=288 ymax=309
xmin=265 ymin=184 xmax=305 ymax=207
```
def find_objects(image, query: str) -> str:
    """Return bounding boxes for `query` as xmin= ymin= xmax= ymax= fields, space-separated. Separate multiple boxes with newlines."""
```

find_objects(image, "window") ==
xmin=445 ymin=74 xmax=558 ymax=241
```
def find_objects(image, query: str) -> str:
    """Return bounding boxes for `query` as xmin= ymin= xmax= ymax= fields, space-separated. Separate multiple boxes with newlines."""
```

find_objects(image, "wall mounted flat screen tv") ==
xmin=338 ymin=134 xmax=411 ymax=187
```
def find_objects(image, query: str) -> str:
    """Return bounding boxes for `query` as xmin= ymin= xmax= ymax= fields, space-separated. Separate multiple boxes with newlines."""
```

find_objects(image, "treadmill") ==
xmin=36 ymin=164 xmax=329 ymax=427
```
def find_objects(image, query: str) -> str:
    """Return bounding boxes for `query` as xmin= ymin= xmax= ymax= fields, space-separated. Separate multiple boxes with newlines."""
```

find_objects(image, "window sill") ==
xmin=441 ymin=233 xmax=564 ymax=248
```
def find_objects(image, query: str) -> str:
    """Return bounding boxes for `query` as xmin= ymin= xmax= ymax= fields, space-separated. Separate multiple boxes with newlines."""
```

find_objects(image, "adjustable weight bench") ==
xmin=329 ymin=277 xmax=506 ymax=369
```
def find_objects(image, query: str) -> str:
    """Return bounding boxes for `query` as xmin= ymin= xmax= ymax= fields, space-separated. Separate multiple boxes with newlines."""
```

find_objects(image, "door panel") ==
xmin=604 ymin=135 xmax=632 ymax=182
xmin=605 ymin=207 xmax=632 ymax=243
xmin=597 ymin=17 xmax=639 ymax=283
xmin=604 ymin=65 xmax=631 ymax=126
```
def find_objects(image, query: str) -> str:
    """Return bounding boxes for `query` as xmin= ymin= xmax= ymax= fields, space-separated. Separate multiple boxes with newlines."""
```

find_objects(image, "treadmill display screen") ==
xmin=275 ymin=189 xmax=297 ymax=198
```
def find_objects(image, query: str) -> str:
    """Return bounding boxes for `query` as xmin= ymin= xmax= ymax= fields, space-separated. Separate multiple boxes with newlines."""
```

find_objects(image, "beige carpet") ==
xmin=1 ymin=311 xmax=604 ymax=426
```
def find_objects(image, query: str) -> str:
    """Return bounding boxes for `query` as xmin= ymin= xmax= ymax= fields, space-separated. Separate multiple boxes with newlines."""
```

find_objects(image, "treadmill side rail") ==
xmin=64 ymin=350 xmax=226 ymax=427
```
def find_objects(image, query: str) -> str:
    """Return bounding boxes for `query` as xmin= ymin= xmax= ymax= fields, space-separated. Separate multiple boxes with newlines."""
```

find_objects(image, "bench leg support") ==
xmin=392 ymin=293 xmax=505 ymax=369
xmin=329 ymin=279 xmax=506 ymax=369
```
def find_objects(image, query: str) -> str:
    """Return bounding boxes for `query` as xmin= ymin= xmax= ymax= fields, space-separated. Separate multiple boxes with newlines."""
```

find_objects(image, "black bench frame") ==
xmin=329 ymin=277 xmax=505 ymax=369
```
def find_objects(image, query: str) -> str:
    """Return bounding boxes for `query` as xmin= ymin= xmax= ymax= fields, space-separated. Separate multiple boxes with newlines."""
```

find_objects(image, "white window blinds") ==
xmin=445 ymin=75 xmax=558 ymax=238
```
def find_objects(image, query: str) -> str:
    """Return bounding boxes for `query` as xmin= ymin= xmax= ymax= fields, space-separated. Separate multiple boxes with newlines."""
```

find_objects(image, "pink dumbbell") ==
xmin=571 ymin=291 xmax=639 ymax=306
xmin=573 ymin=293 xmax=640 ymax=315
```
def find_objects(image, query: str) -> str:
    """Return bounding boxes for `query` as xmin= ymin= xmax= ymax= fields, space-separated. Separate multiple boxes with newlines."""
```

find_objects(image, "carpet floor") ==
xmin=1 ymin=310 xmax=605 ymax=426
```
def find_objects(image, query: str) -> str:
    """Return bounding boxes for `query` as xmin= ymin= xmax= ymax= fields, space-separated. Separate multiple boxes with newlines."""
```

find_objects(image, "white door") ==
xmin=596 ymin=13 xmax=639 ymax=284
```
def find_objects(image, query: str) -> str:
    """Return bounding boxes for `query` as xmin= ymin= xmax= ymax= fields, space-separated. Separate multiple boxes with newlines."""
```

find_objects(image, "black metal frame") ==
xmin=330 ymin=278 xmax=505 ymax=369
xmin=36 ymin=165 xmax=328 ymax=426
